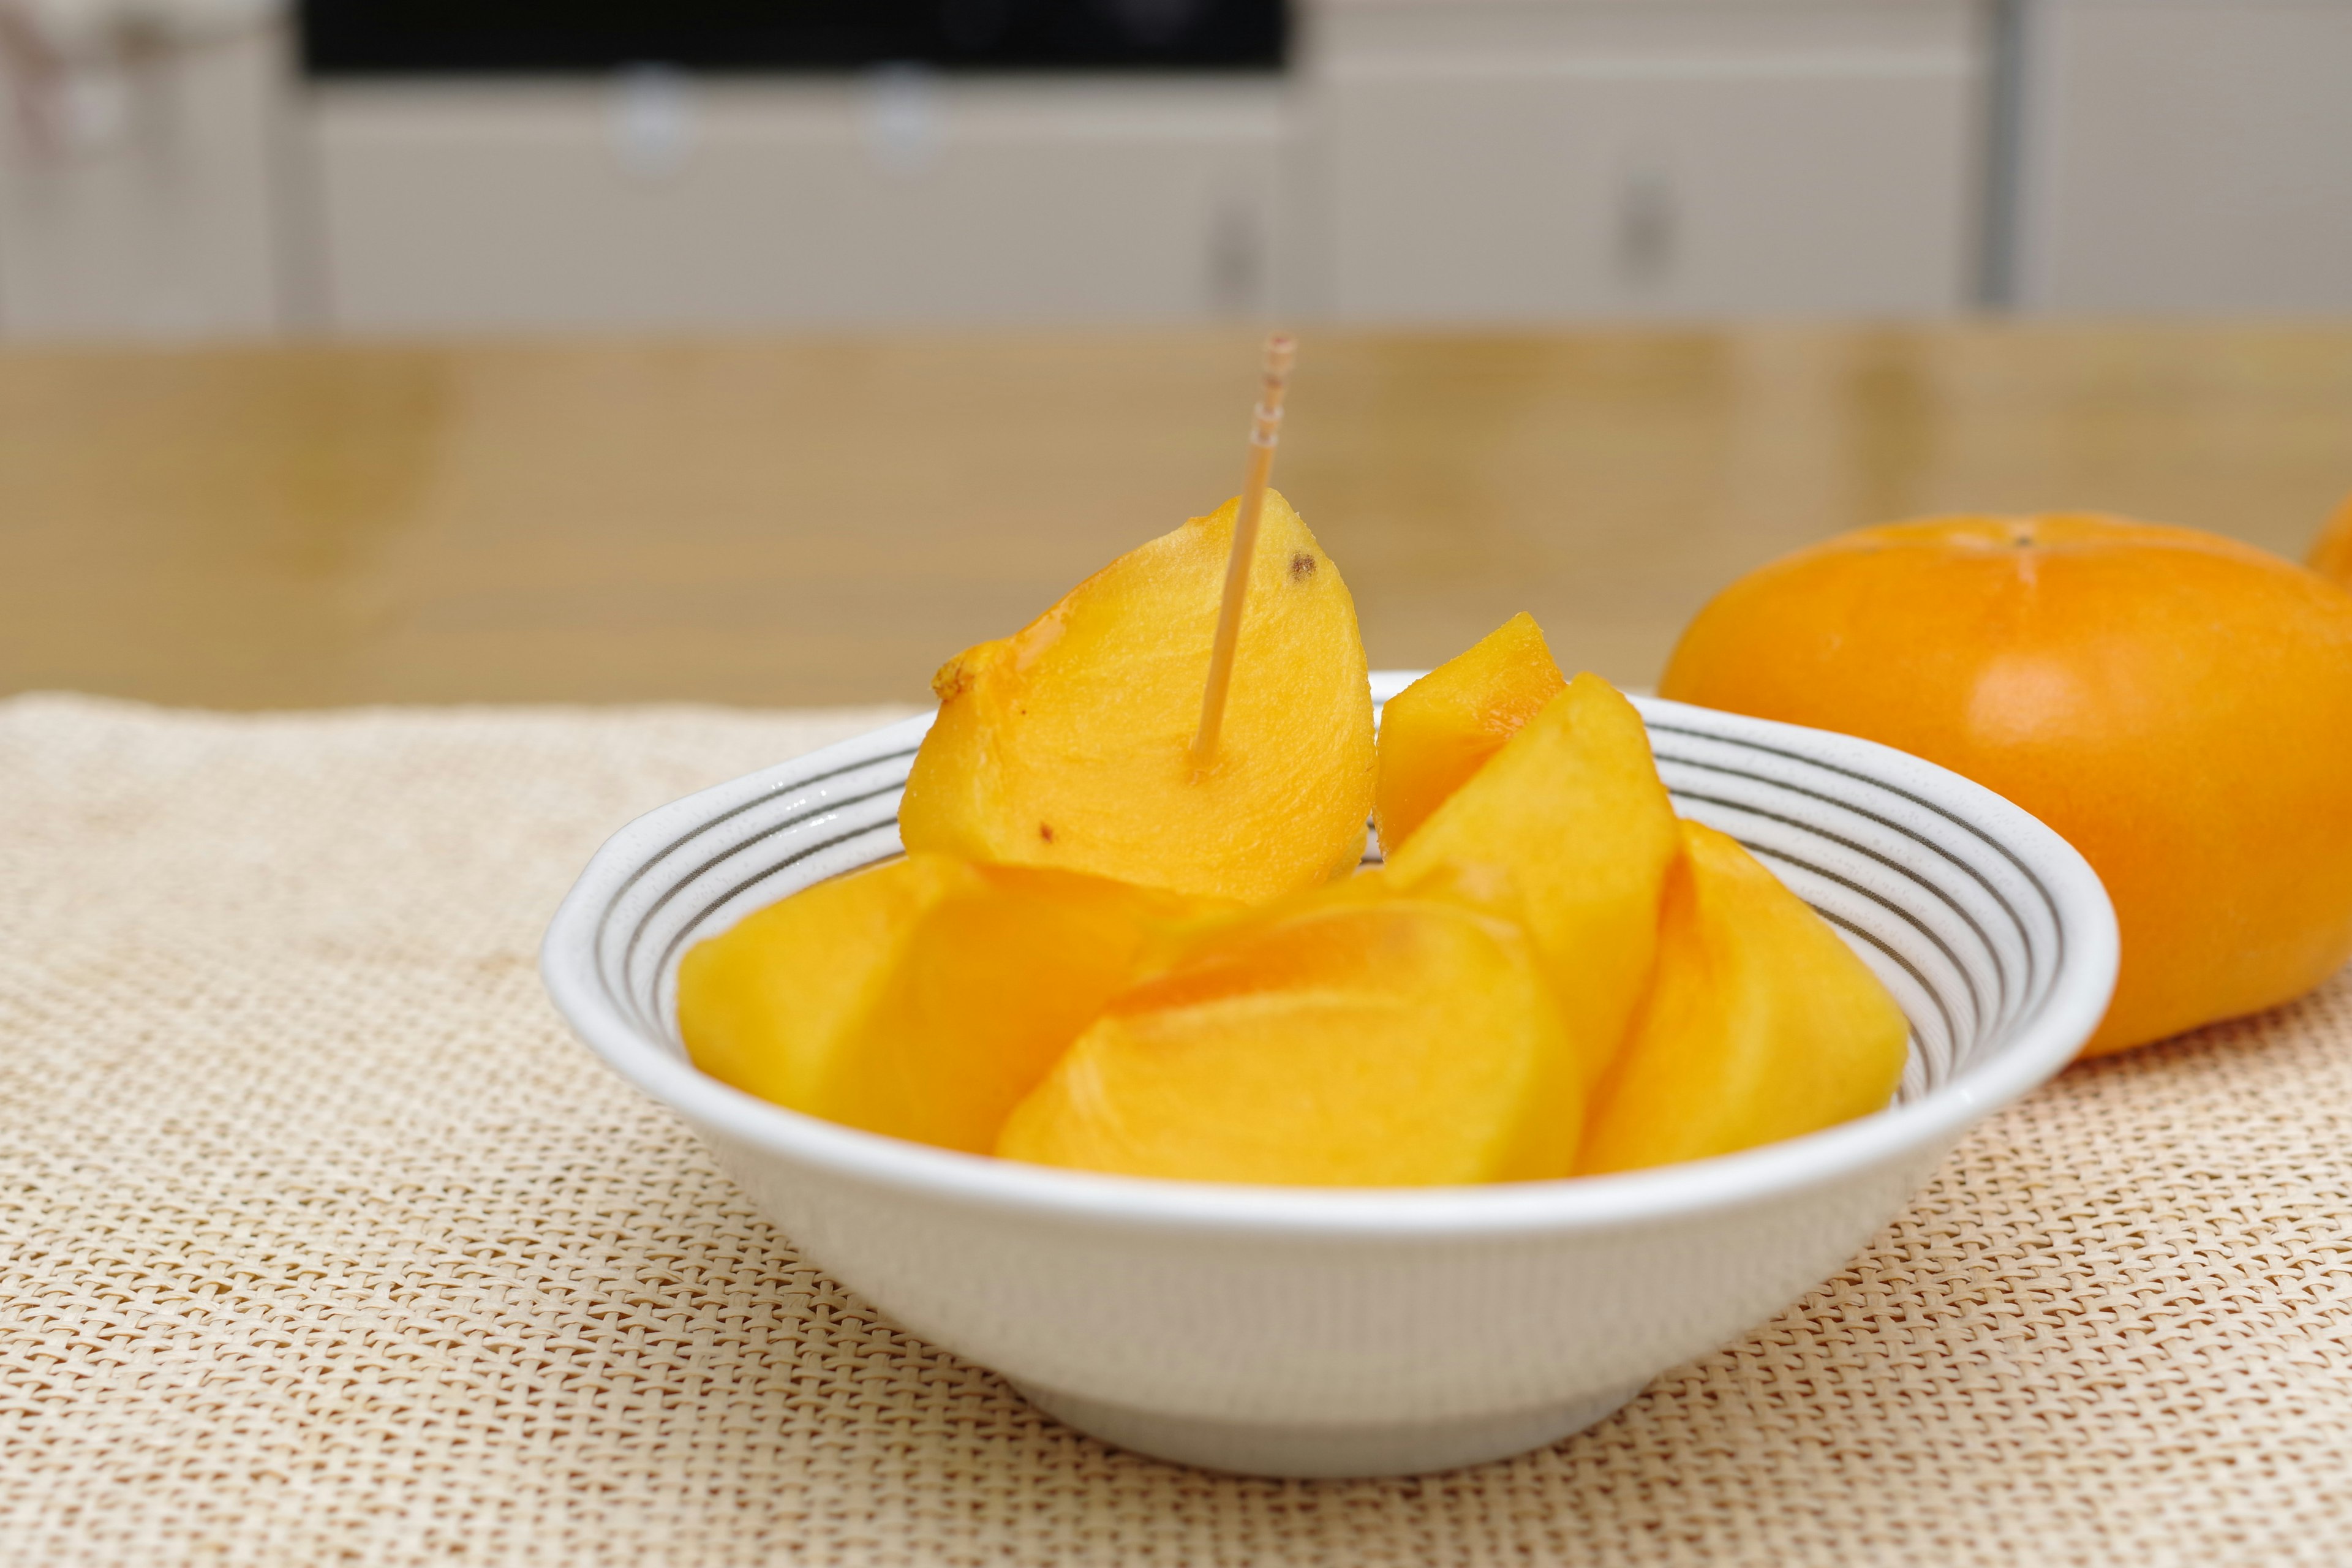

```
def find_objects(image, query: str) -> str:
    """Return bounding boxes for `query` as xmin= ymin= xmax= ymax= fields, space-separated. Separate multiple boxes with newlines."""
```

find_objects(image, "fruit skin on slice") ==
xmin=1375 ymin=611 xmax=1567 ymax=855
xmin=677 ymin=853 xmax=1234 ymax=1155
xmin=2313 ymin=489 xmax=2352 ymax=589
xmin=1382 ymin=671 xmax=1681 ymax=1091
xmin=995 ymin=886 xmax=1583 ymax=1186
xmin=897 ymin=489 xmax=1376 ymax=905
xmin=1577 ymin=821 xmax=1910 ymax=1174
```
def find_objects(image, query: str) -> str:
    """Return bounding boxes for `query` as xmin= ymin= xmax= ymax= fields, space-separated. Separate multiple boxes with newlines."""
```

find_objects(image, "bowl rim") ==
xmin=540 ymin=688 xmax=2118 ymax=1240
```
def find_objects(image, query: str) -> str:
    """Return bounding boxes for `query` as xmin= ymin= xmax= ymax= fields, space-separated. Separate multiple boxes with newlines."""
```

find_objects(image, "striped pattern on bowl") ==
xmin=585 ymin=682 xmax=2070 ymax=1109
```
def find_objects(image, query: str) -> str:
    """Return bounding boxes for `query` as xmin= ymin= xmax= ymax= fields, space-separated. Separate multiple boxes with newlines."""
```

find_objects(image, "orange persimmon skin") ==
xmin=2313 ymin=490 xmax=2352 ymax=589
xmin=1660 ymin=514 xmax=2352 ymax=1057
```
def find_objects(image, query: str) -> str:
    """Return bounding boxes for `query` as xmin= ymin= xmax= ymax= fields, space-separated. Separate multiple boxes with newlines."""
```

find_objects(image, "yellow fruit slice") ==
xmin=1375 ymin=611 xmax=1566 ymax=853
xmin=678 ymin=853 xmax=1233 ymax=1154
xmin=997 ymin=888 xmax=1581 ymax=1186
xmin=897 ymin=489 xmax=1376 ymax=903
xmin=1382 ymin=672 xmax=1681 ymax=1088
xmin=1577 ymin=821 xmax=1911 ymax=1174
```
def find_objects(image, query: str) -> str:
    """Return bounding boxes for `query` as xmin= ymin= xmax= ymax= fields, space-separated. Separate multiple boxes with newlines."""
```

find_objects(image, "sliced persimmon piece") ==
xmin=1375 ymin=611 xmax=1566 ymax=854
xmin=897 ymin=489 xmax=1375 ymax=904
xmin=997 ymin=889 xmax=1581 ymax=1186
xmin=679 ymin=853 xmax=1234 ymax=1154
xmin=1577 ymin=821 xmax=1910 ymax=1174
xmin=1383 ymin=672 xmax=1681 ymax=1090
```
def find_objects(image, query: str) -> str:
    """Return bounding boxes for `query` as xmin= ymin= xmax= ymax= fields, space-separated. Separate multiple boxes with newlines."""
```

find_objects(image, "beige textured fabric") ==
xmin=4 ymin=692 xmax=2351 ymax=1566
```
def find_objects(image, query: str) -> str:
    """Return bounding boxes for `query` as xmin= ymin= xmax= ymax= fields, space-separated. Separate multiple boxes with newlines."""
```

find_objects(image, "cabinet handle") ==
xmin=1617 ymin=165 xmax=1676 ymax=287
xmin=1207 ymin=194 xmax=1264 ymax=316
xmin=609 ymin=65 xmax=695 ymax=181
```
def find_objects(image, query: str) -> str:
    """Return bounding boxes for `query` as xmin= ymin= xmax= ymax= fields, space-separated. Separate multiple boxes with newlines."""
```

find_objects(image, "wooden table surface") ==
xmin=6 ymin=325 xmax=2351 ymax=710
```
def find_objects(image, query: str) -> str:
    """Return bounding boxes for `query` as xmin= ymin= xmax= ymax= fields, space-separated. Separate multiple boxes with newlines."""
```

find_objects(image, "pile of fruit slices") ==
xmin=678 ymin=492 xmax=1909 ymax=1186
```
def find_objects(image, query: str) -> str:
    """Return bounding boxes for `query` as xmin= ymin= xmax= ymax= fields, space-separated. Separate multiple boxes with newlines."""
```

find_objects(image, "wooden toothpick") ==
xmin=1189 ymin=333 xmax=1297 ymax=774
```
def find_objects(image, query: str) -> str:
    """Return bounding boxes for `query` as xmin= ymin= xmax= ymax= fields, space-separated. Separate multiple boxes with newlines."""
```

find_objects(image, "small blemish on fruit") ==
xmin=932 ymin=658 xmax=972 ymax=703
xmin=1290 ymin=552 xmax=1317 ymax=582
xmin=1038 ymin=823 xmax=1055 ymax=843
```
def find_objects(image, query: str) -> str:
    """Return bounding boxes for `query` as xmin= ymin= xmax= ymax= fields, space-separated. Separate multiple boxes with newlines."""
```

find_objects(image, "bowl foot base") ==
xmin=1011 ymin=1380 xmax=1647 ymax=1479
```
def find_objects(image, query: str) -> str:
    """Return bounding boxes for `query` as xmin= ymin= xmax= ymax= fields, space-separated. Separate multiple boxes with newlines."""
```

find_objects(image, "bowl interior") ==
xmin=562 ymin=680 xmax=2104 ymax=1167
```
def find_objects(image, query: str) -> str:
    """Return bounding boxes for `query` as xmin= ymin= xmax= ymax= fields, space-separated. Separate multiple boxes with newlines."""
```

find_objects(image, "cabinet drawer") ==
xmin=1319 ymin=8 xmax=1980 ymax=318
xmin=311 ymin=78 xmax=1287 ymax=330
xmin=2018 ymin=0 xmax=2352 ymax=312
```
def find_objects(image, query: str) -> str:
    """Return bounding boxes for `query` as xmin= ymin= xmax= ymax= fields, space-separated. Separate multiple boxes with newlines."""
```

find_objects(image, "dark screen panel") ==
xmin=301 ymin=0 xmax=1287 ymax=74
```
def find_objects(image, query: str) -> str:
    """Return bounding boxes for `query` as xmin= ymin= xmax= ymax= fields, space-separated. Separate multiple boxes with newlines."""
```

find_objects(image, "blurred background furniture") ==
xmin=4 ymin=0 xmax=2350 ymax=337
xmin=0 ymin=0 xmax=289 ymax=334
xmin=2007 ymin=0 xmax=2352 ymax=313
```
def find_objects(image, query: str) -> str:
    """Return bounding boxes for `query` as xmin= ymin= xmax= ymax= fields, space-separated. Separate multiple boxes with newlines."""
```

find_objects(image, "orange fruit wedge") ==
xmin=997 ymin=888 xmax=1581 ymax=1185
xmin=898 ymin=489 xmax=1375 ymax=903
xmin=679 ymin=854 xmax=1235 ymax=1153
xmin=1374 ymin=611 xmax=1566 ymax=854
xmin=1578 ymin=821 xmax=1909 ymax=1174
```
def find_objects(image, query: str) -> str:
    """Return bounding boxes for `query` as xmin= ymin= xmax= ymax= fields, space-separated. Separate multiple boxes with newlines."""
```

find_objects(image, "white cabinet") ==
xmin=1312 ymin=2 xmax=1984 ymax=318
xmin=0 ymin=25 xmax=290 ymax=337
xmin=2014 ymin=0 xmax=2352 ymax=312
xmin=309 ymin=77 xmax=1289 ymax=331
xmin=0 ymin=2 xmax=2026 ymax=336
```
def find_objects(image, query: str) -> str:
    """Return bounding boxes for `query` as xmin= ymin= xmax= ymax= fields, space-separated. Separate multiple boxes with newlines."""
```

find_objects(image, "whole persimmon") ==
xmin=2312 ymin=489 xmax=2352 ymax=589
xmin=1660 ymin=514 xmax=2352 ymax=1057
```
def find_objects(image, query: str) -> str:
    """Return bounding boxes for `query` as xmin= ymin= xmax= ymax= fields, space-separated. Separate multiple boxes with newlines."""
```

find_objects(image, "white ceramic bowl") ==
xmin=541 ymin=676 xmax=2117 ymax=1479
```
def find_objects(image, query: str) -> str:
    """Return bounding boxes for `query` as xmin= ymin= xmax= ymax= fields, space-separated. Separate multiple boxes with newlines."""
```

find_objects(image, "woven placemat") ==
xmin=4 ymin=692 xmax=2350 ymax=1567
